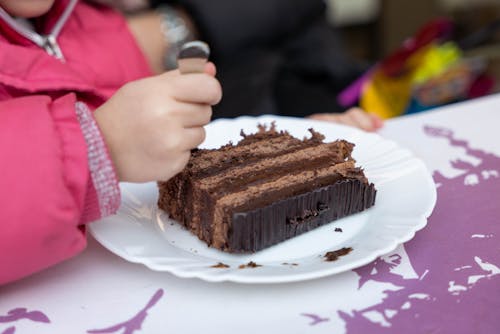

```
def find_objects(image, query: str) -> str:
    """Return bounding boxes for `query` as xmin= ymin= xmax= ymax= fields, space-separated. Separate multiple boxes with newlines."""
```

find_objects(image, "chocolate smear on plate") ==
xmin=238 ymin=261 xmax=262 ymax=269
xmin=211 ymin=262 xmax=230 ymax=268
xmin=324 ymin=247 xmax=353 ymax=262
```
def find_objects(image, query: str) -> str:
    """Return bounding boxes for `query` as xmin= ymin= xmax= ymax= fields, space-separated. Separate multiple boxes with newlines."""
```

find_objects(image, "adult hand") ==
xmin=307 ymin=107 xmax=384 ymax=132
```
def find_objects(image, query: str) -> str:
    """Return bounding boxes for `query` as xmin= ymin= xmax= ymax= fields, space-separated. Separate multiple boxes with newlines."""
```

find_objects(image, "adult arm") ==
xmin=150 ymin=0 xmax=326 ymax=61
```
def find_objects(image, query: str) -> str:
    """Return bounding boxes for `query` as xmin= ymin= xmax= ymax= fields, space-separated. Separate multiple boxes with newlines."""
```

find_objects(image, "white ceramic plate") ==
xmin=89 ymin=115 xmax=436 ymax=283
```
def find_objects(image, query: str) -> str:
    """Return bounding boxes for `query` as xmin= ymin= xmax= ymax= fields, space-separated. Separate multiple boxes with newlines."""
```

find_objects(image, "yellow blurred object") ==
xmin=360 ymin=70 xmax=413 ymax=119
xmin=361 ymin=48 xmax=427 ymax=118
xmin=411 ymin=42 xmax=462 ymax=84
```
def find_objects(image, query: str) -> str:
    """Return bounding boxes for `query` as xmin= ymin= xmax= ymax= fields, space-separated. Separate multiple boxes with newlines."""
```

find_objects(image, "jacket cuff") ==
xmin=75 ymin=101 xmax=121 ymax=222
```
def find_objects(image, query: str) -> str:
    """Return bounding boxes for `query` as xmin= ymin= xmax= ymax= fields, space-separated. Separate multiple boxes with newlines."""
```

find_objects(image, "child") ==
xmin=0 ymin=0 xmax=221 ymax=285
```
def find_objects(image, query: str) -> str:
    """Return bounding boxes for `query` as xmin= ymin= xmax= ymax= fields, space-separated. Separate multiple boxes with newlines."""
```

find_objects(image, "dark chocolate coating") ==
xmin=228 ymin=179 xmax=376 ymax=252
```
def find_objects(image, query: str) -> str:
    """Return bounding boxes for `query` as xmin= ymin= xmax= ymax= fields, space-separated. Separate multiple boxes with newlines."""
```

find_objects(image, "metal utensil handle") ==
xmin=177 ymin=41 xmax=210 ymax=74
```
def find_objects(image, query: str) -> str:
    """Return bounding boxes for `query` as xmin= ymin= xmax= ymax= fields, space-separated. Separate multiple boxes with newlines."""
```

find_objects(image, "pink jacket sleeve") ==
xmin=0 ymin=93 xmax=120 ymax=285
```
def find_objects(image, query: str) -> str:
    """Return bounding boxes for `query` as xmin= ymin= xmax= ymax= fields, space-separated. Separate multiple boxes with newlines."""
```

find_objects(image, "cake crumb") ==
xmin=238 ymin=261 xmax=262 ymax=269
xmin=324 ymin=247 xmax=353 ymax=262
xmin=211 ymin=262 xmax=230 ymax=269
xmin=334 ymin=227 xmax=343 ymax=232
xmin=282 ymin=262 xmax=299 ymax=266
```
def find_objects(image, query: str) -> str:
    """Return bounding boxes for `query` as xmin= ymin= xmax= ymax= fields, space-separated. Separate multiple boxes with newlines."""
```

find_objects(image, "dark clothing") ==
xmin=152 ymin=0 xmax=363 ymax=118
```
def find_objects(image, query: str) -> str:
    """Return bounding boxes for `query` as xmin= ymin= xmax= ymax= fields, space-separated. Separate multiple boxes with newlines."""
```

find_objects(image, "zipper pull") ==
xmin=43 ymin=35 xmax=65 ymax=61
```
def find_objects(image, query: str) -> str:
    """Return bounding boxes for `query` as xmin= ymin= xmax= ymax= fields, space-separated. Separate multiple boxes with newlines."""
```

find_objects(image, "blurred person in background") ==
xmin=114 ymin=0 xmax=383 ymax=131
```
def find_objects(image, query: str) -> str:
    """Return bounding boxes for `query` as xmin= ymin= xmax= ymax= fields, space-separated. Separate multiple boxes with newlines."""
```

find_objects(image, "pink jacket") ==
xmin=0 ymin=0 xmax=152 ymax=285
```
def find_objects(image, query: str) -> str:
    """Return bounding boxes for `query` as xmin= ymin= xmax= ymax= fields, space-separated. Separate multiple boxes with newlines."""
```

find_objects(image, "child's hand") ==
xmin=308 ymin=107 xmax=384 ymax=132
xmin=94 ymin=63 xmax=222 ymax=182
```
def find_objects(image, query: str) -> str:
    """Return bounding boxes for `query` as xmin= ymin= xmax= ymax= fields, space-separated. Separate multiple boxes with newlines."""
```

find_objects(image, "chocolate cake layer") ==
xmin=188 ymin=127 xmax=328 ymax=176
xmin=157 ymin=123 xmax=377 ymax=253
xmin=198 ymin=140 xmax=353 ymax=194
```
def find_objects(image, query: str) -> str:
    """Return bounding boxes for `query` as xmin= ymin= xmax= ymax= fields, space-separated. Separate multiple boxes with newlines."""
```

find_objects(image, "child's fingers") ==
xmin=165 ymin=73 xmax=222 ymax=105
xmin=368 ymin=112 xmax=384 ymax=129
xmin=308 ymin=108 xmax=382 ymax=132
xmin=174 ymin=104 xmax=212 ymax=128
xmin=162 ymin=62 xmax=216 ymax=77
xmin=204 ymin=62 xmax=217 ymax=77
xmin=345 ymin=108 xmax=376 ymax=132
xmin=181 ymin=127 xmax=207 ymax=150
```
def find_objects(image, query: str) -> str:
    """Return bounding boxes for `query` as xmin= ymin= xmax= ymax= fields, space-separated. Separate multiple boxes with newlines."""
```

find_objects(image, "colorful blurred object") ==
xmin=339 ymin=18 xmax=495 ymax=119
xmin=411 ymin=42 xmax=461 ymax=85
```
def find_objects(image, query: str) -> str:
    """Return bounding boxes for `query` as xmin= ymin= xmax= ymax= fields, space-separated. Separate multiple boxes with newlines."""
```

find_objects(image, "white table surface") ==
xmin=1 ymin=94 xmax=499 ymax=334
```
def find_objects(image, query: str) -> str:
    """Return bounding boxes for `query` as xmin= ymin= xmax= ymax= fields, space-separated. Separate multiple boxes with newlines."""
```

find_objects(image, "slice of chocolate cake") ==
xmin=158 ymin=123 xmax=376 ymax=253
